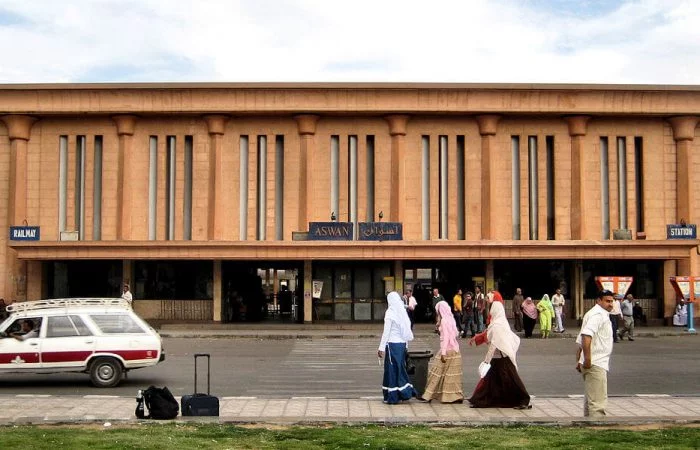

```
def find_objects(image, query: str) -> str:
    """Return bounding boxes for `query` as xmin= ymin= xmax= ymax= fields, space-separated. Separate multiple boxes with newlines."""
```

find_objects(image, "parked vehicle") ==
xmin=0 ymin=298 xmax=165 ymax=387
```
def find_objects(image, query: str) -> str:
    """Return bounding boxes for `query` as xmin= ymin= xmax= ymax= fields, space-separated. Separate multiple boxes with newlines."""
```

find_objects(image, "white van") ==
xmin=0 ymin=298 xmax=164 ymax=387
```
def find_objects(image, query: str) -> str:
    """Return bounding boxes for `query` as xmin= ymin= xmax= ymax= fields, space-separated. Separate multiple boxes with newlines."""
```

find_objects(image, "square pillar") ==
xmin=303 ymin=260 xmax=313 ymax=323
xmin=213 ymin=260 xmax=222 ymax=322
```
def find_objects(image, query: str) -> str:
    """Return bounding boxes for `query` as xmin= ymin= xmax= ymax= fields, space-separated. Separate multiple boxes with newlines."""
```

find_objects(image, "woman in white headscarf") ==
xmin=378 ymin=291 xmax=417 ymax=404
xmin=467 ymin=299 xmax=531 ymax=409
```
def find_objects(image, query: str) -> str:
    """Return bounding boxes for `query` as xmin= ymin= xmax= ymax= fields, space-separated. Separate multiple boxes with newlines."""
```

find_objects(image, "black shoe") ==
xmin=628 ymin=337 xmax=634 ymax=341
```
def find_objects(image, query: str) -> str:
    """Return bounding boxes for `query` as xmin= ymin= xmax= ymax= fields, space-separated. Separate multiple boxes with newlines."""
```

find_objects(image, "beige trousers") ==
xmin=582 ymin=365 xmax=607 ymax=417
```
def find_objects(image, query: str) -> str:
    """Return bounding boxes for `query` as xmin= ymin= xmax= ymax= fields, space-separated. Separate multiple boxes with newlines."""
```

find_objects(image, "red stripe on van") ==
xmin=0 ymin=353 xmax=41 ymax=364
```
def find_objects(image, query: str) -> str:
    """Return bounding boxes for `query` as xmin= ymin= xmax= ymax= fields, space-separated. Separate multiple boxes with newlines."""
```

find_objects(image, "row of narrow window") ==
xmin=58 ymin=134 xmax=644 ymax=241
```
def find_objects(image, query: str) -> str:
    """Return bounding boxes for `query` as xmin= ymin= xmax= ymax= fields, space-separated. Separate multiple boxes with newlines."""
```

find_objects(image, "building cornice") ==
xmin=9 ymin=240 xmax=698 ymax=261
xmin=2 ymin=83 xmax=700 ymax=117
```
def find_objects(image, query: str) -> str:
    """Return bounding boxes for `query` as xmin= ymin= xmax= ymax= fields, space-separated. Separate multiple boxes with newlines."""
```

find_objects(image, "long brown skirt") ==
xmin=468 ymin=356 xmax=530 ymax=408
xmin=422 ymin=350 xmax=464 ymax=403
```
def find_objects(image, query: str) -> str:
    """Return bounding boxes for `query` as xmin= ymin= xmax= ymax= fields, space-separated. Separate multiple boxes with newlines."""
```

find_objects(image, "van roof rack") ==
xmin=5 ymin=298 xmax=130 ymax=313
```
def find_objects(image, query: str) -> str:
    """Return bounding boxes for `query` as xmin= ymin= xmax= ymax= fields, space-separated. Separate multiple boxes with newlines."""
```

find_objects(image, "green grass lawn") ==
xmin=0 ymin=423 xmax=698 ymax=449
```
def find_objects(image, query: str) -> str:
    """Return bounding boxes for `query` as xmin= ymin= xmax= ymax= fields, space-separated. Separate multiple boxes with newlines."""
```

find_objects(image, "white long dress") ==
xmin=673 ymin=303 xmax=688 ymax=326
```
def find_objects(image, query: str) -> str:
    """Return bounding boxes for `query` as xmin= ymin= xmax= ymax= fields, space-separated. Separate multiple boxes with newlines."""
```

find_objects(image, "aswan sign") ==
xmin=308 ymin=222 xmax=353 ymax=241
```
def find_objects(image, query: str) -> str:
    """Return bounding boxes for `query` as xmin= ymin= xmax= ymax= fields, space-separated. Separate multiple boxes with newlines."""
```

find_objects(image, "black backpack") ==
xmin=142 ymin=386 xmax=179 ymax=420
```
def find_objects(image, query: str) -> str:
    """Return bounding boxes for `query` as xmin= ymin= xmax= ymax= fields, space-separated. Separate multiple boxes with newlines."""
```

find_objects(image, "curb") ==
xmin=5 ymin=417 xmax=700 ymax=427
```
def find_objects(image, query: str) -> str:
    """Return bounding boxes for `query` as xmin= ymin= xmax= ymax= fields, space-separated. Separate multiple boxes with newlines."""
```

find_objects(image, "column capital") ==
xmin=668 ymin=116 xmax=700 ymax=142
xmin=203 ymin=115 xmax=229 ymax=135
xmin=385 ymin=115 xmax=410 ymax=136
xmin=564 ymin=115 xmax=591 ymax=137
xmin=111 ymin=115 xmax=139 ymax=136
xmin=294 ymin=114 xmax=320 ymax=135
xmin=0 ymin=115 xmax=38 ymax=141
xmin=475 ymin=115 xmax=501 ymax=136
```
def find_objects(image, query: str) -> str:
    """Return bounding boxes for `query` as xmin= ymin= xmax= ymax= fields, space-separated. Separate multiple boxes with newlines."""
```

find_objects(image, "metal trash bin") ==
xmin=406 ymin=350 xmax=433 ymax=398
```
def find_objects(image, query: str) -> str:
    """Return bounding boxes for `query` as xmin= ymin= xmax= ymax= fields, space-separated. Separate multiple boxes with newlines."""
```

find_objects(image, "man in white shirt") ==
xmin=552 ymin=288 xmax=566 ymax=333
xmin=610 ymin=294 xmax=623 ymax=343
xmin=11 ymin=320 xmax=39 ymax=341
xmin=121 ymin=283 xmax=133 ymax=308
xmin=403 ymin=289 xmax=417 ymax=329
xmin=576 ymin=289 xmax=614 ymax=417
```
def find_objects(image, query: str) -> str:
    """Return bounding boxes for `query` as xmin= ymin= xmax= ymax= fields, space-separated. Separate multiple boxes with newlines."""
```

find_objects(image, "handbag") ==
xmin=478 ymin=361 xmax=491 ymax=378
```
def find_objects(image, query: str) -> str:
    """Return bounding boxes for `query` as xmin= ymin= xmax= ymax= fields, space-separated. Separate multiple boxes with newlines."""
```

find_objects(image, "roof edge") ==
xmin=0 ymin=81 xmax=699 ymax=91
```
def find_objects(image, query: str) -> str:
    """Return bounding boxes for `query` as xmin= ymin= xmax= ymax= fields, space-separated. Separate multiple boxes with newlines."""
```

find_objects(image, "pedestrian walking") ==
xmin=452 ymin=289 xmax=464 ymax=336
xmin=474 ymin=286 xmax=486 ymax=333
xmin=576 ymin=289 xmax=615 ymax=417
xmin=552 ymin=288 xmax=566 ymax=333
xmin=610 ymin=294 xmax=623 ymax=342
xmin=512 ymin=288 xmax=524 ymax=332
xmin=378 ymin=291 xmax=417 ymax=404
xmin=421 ymin=301 xmax=464 ymax=403
xmin=521 ymin=297 xmax=538 ymax=338
xmin=467 ymin=300 xmax=531 ymax=409
xmin=618 ymin=294 xmax=635 ymax=341
xmin=462 ymin=291 xmax=476 ymax=338
xmin=403 ymin=289 xmax=417 ymax=329
xmin=536 ymin=294 xmax=554 ymax=338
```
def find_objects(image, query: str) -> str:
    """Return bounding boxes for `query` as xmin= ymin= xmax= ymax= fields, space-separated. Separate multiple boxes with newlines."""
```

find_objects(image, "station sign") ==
xmin=358 ymin=222 xmax=403 ymax=241
xmin=595 ymin=276 xmax=633 ymax=297
xmin=9 ymin=226 xmax=40 ymax=241
xmin=667 ymin=224 xmax=697 ymax=239
xmin=308 ymin=222 xmax=353 ymax=241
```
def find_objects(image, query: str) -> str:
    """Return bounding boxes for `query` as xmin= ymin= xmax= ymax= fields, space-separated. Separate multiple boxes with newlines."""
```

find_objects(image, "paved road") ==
xmin=0 ymin=335 xmax=698 ymax=398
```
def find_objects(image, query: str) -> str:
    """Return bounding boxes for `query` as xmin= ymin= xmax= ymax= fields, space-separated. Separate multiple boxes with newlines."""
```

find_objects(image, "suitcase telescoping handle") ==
xmin=193 ymin=353 xmax=211 ymax=395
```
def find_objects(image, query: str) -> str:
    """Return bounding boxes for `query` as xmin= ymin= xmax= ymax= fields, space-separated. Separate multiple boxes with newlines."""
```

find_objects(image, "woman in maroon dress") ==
xmin=467 ymin=299 xmax=531 ymax=409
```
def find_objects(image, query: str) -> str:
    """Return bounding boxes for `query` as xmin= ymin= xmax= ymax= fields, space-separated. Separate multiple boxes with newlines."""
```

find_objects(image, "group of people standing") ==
xmin=379 ymin=289 xmax=531 ymax=409
xmin=507 ymin=288 xmax=567 ymax=338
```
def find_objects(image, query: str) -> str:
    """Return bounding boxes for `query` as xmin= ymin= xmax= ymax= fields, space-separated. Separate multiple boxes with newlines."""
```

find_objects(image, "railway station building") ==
xmin=1 ymin=82 xmax=699 ymax=324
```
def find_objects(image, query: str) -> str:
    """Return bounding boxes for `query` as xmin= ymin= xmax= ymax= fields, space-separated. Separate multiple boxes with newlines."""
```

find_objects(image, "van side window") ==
xmin=47 ymin=316 xmax=92 ymax=338
xmin=89 ymin=314 xmax=146 ymax=334
xmin=70 ymin=315 xmax=92 ymax=336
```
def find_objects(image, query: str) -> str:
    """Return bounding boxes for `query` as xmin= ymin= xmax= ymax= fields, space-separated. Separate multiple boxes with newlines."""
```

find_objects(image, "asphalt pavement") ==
xmin=0 ymin=322 xmax=698 ymax=426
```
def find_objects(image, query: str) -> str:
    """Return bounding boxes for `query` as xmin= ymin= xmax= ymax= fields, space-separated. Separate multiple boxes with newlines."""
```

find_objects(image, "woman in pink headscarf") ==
xmin=421 ymin=300 xmax=464 ymax=403
xmin=521 ymin=297 xmax=538 ymax=338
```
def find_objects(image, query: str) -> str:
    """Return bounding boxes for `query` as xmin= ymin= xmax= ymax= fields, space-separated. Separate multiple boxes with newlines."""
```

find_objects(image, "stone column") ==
xmin=385 ymin=115 xmax=410 ymax=223
xmin=1 ymin=115 xmax=37 ymax=226
xmin=393 ymin=260 xmax=404 ymax=293
xmin=213 ymin=260 xmax=222 ymax=322
xmin=303 ymin=259 xmax=313 ymax=323
xmin=112 ymin=115 xmax=138 ymax=240
xmin=475 ymin=115 xmax=500 ymax=239
xmin=663 ymin=260 xmax=678 ymax=323
xmin=668 ymin=116 xmax=700 ymax=275
xmin=485 ymin=260 xmax=495 ymax=292
xmin=572 ymin=260 xmax=584 ymax=320
xmin=294 ymin=115 xmax=320 ymax=231
xmin=565 ymin=116 xmax=591 ymax=240
xmin=204 ymin=115 xmax=229 ymax=240
xmin=1 ymin=115 xmax=37 ymax=302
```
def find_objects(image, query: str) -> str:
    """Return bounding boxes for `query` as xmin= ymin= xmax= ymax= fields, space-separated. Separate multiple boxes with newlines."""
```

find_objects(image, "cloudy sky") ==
xmin=0 ymin=0 xmax=698 ymax=84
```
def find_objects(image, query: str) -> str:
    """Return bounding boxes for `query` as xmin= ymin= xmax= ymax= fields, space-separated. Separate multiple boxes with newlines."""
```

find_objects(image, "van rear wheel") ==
xmin=90 ymin=357 xmax=122 ymax=388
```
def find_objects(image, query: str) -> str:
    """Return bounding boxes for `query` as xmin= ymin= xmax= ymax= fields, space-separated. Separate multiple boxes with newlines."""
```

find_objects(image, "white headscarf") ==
xmin=486 ymin=301 xmax=521 ymax=367
xmin=386 ymin=291 xmax=414 ymax=342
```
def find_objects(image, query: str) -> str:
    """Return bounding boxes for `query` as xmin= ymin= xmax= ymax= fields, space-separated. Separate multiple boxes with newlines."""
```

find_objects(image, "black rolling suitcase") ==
xmin=181 ymin=353 xmax=220 ymax=416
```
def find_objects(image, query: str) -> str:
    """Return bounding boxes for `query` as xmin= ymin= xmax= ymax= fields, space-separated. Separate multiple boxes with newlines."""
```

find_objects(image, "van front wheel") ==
xmin=89 ymin=357 xmax=122 ymax=388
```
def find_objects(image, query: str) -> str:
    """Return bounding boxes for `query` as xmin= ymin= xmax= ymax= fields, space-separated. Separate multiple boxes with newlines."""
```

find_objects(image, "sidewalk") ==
xmin=157 ymin=322 xmax=698 ymax=339
xmin=2 ymin=394 xmax=699 ymax=425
